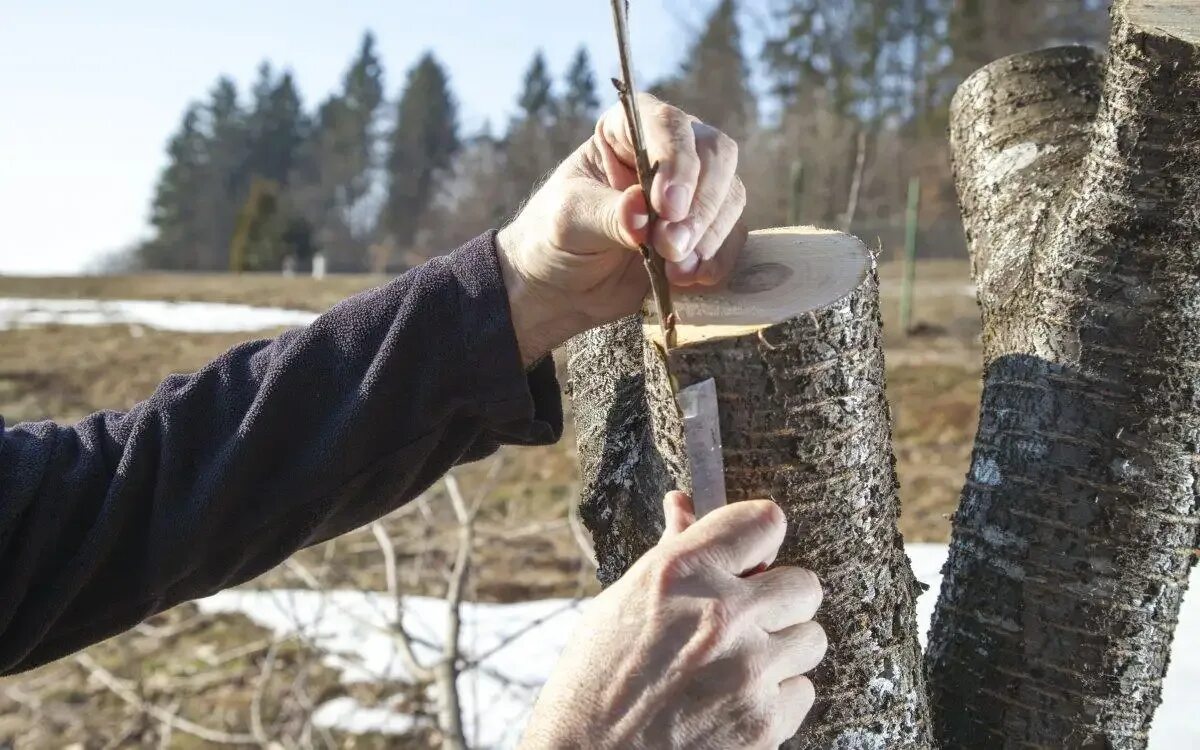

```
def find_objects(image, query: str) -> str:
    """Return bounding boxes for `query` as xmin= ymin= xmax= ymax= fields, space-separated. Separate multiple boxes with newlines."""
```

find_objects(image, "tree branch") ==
xmin=74 ymin=651 xmax=258 ymax=746
xmin=609 ymin=0 xmax=677 ymax=351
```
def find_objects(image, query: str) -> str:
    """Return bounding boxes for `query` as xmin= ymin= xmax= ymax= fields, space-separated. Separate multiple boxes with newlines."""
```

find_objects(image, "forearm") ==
xmin=0 ymin=232 xmax=562 ymax=675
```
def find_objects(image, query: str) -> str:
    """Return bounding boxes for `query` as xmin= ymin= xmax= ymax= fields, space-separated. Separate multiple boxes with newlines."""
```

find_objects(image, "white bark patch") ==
xmin=971 ymin=456 xmax=1003 ymax=487
xmin=985 ymin=142 xmax=1059 ymax=186
xmin=980 ymin=524 xmax=1029 ymax=552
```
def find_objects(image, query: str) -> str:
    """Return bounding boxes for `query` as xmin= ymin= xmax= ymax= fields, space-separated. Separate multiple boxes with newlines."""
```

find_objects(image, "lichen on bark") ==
xmin=927 ymin=2 xmax=1200 ymax=746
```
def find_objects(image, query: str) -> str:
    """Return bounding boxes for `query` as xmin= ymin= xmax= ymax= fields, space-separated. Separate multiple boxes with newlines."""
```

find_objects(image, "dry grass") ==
xmin=0 ymin=259 xmax=983 ymax=745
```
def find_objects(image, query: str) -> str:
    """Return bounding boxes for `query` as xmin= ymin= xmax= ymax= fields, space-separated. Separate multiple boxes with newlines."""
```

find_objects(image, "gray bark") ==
xmin=566 ymin=234 xmax=934 ymax=748
xmin=927 ymin=2 xmax=1200 ymax=746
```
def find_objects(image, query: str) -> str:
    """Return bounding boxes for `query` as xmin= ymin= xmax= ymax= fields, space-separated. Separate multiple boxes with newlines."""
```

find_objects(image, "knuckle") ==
xmin=692 ymin=192 xmax=724 ymax=223
xmin=698 ymin=596 xmax=734 ymax=644
xmin=648 ymin=548 xmax=689 ymax=591
xmin=716 ymin=130 xmax=739 ymax=166
xmin=802 ymin=568 xmax=825 ymax=613
xmin=746 ymin=499 xmax=785 ymax=530
xmin=547 ymin=209 xmax=574 ymax=248
xmin=732 ymin=702 xmax=773 ymax=747
xmin=799 ymin=621 xmax=829 ymax=665
xmin=812 ymin=623 xmax=829 ymax=662
xmin=730 ymin=177 xmax=748 ymax=209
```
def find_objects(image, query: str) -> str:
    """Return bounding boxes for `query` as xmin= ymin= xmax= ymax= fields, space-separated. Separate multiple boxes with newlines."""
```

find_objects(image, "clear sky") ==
xmin=1 ymin=0 xmax=766 ymax=275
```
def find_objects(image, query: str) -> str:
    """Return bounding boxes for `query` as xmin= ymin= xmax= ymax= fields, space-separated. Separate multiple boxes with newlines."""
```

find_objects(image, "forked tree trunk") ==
xmin=927 ymin=2 xmax=1200 ymax=746
xmin=567 ymin=228 xmax=934 ymax=748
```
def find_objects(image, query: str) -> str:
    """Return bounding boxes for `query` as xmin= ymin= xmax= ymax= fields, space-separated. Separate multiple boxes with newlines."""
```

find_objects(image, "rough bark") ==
xmin=567 ymin=229 xmax=934 ymax=748
xmin=927 ymin=2 xmax=1200 ymax=747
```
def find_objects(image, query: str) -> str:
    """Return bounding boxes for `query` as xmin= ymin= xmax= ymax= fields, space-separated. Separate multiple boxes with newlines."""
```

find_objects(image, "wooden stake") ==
xmin=900 ymin=176 xmax=920 ymax=334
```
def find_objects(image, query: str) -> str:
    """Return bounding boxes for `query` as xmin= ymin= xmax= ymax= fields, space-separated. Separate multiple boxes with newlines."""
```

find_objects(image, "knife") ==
xmin=676 ymin=378 xmax=728 ymax=518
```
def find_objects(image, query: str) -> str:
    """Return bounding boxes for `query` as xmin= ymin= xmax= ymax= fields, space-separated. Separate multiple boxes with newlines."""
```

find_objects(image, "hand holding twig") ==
xmin=609 ymin=0 xmax=677 ymax=350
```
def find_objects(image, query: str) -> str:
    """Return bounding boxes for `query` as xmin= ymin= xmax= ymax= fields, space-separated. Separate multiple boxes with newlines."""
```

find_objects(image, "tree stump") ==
xmin=567 ymin=227 xmax=934 ymax=748
xmin=927 ymin=2 xmax=1200 ymax=746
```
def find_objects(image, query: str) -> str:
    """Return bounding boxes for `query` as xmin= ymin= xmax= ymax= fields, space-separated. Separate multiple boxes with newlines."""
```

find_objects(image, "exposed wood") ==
xmin=927 ymin=2 xmax=1200 ymax=746
xmin=643 ymin=227 xmax=869 ymax=346
xmin=568 ymin=227 xmax=933 ymax=748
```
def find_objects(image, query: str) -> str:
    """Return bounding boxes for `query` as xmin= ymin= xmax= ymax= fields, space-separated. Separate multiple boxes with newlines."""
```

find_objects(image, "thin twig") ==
xmin=370 ymin=520 xmax=435 ymax=684
xmin=439 ymin=471 xmax=473 ymax=750
xmin=609 ymin=0 xmax=677 ymax=351
xmin=250 ymin=639 xmax=282 ymax=745
xmin=75 ymin=651 xmax=258 ymax=745
xmin=842 ymin=128 xmax=869 ymax=232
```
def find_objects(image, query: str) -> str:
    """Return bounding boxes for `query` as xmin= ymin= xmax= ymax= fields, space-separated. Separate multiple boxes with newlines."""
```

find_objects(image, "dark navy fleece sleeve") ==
xmin=0 ymin=231 xmax=562 ymax=675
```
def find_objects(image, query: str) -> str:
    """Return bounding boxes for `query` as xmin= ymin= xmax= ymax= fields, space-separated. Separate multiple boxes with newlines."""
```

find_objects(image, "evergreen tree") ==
xmin=246 ymin=63 xmax=308 ymax=185
xmin=553 ymin=46 xmax=600 ymax=152
xmin=201 ymin=76 xmax=250 ymax=269
xmin=141 ymin=105 xmax=209 ymax=270
xmin=672 ymin=0 xmax=757 ymax=141
xmin=295 ymin=32 xmax=385 ymax=270
xmin=560 ymin=47 xmax=598 ymax=125
xmin=383 ymin=53 xmax=460 ymax=253
xmin=517 ymin=51 xmax=556 ymax=123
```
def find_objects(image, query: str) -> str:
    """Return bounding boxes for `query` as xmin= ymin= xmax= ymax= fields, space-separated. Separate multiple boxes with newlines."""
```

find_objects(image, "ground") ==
xmin=0 ymin=259 xmax=982 ymax=747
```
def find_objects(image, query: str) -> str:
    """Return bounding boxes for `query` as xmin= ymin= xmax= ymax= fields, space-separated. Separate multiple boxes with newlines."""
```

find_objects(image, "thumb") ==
xmin=659 ymin=491 xmax=696 ymax=541
xmin=562 ymin=177 xmax=649 ymax=253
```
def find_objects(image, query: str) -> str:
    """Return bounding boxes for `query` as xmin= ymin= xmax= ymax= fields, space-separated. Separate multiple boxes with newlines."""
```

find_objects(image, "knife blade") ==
xmin=676 ymin=378 xmax=728 ymax=518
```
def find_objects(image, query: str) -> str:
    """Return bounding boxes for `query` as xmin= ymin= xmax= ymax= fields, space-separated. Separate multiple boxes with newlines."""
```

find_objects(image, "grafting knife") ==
xmin=676 ymin=378 xmax=728 ymax=518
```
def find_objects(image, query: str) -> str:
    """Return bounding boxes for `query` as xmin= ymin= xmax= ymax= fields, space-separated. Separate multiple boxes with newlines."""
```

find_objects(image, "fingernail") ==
xmin=665 ymin=223 xmax=693 ymax=260
xmin=665 ymin=183 xmax=691 ymax=220
xmin=630 ymin=212 xmax=649 ymax=230
xmin=676 ymin=251 xmax=700 ymax=274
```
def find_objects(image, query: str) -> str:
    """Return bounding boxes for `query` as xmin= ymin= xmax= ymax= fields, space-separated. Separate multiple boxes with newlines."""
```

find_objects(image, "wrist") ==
xmin=496 ymin=224 xmax=589 ymax=367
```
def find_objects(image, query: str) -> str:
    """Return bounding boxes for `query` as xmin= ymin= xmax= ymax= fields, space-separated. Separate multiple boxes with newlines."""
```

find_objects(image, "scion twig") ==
xmin=609 ymin=0 xmax=677 ymax=351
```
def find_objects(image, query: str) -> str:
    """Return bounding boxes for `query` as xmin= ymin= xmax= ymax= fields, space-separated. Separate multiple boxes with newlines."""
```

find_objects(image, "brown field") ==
xmin=0 ymin=258 xmax=982 ymax=747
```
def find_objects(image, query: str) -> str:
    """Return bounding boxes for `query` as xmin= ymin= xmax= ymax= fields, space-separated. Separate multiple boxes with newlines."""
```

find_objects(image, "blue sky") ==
xmin=0 ymin=0 xmax=767 ymax=275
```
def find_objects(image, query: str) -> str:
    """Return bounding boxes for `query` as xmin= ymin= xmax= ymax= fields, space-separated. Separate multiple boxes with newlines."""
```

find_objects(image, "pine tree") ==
xmin=141 ymin=105 xmax=208 ymax=270
xmin=552 ymin=47 xmax=600 ymax=156
xmin=246 ymin=63 xmax=308 ymax=185
xmin=560 ymin=47 xmax=598 ymax=125
xmin=671 ymin=0 xmax=757 ymax=141
xmin=201 ymin=76 xmax=250 ymax=269
xmin=517 ymin=51 xmax=555 ymax=124
xmin=295 ymin=32 xmax=385 ymax=270
xmin=382 ymin=53 xmax=460 ymax=254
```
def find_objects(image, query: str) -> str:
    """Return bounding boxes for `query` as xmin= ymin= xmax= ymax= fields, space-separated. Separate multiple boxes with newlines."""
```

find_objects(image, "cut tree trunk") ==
xmin=927 ymin=2 xmax=1200 ymax=747
xmin=567 ymin=228 xmax=934 ymax=748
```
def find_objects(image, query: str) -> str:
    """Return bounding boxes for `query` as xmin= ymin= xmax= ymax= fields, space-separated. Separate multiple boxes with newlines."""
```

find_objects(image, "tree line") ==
xmin=136 ymin=0 xmax=1108 ymax=274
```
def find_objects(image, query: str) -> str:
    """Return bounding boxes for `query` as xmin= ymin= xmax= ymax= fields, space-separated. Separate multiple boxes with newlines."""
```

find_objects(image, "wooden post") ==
xmin=788 ymin=159 xmax=805 ymax=226
xmin=567 ymin=228 xmax=934 ymax=748
xmin=900 ymin=177 xmax=920 ymax=334
xmin=927 ymin=2 xmax=1200 ymax=745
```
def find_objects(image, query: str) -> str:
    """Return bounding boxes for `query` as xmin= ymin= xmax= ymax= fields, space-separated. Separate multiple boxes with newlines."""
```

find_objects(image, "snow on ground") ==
xmin=198 ymin=543 xmax=1200 ymax=748
xmin=0 ymin=297 xmax=318 ymax=332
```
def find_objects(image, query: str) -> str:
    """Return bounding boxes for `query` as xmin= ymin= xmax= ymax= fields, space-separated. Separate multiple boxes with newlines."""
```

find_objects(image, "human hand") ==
xmin=497 ymin=94 xmax=747 ymax=365
xmin=521 ymin=493 xmax=826 ymax=750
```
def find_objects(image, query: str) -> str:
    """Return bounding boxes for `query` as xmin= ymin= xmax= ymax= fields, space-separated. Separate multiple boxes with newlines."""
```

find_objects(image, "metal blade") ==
xmin=676 ymin=378 xmax=728 ymax=518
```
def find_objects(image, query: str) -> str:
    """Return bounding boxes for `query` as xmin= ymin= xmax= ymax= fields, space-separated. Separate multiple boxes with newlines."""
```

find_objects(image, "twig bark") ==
xmin=609 ymin=0 xmax=677 ymax=351
xmin=439 ymin=472 xmax=474 ymax=750
xmin=841 ymin=128 xmax=868 ymax=232
xmin=74 ymin=651 xmax=258 ymax=746
xmin=370 ymin=520 xmax=435 ymax=684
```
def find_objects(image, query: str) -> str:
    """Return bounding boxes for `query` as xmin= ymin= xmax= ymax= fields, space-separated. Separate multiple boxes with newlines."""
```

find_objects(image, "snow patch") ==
xmin=198 ymin=544 xmax=1200 ymax=748
xmin=196 ymin=589 xmax=582 ymax=748
xmin=0 ymin=297 xmax=319 ymax=333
